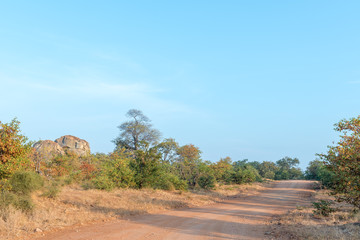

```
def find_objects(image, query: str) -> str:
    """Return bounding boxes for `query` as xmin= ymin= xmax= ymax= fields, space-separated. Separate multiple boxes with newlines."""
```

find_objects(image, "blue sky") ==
xmin=1 ymin=1 xmax=359 ymax=169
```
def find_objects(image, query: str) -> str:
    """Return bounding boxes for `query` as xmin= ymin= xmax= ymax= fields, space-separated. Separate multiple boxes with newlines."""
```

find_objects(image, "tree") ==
xmin=0 ymin=118 xmax=33 ymax=179
xmin=174 ymin=144 xmax=202 ymax=187
xmin=305 ymin=159 xmax=324 ymax=180
xmin=275 ymin=157 xmax=303 ymax=180
xmin=157 ymin=138 xmax=179 ymax=163
xmin=319 ymin=116 xmax=360 ymax=208
xmin=131 ymin=145 xmax=163 ymax=189
xmin=211 ymin=157 xmax=233 ymax=184
xmin=258 ymin=161 xmax=278 ymax=179
xmin=113 ymin=109 xmax=161 ymax=151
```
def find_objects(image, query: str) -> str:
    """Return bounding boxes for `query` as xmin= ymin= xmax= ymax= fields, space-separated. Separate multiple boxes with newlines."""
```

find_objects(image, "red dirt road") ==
xmin=39 ymin=180 xmax=314 ymax=240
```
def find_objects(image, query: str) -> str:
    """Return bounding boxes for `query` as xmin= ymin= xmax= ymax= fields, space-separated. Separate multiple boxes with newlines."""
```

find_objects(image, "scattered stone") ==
xmin=34 ymin=228 xmax=43 ymax=233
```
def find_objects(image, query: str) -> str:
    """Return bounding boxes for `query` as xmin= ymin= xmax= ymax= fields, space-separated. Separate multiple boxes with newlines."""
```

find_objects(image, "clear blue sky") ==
xmin=1 ymin=1 xmax=359 ymax=169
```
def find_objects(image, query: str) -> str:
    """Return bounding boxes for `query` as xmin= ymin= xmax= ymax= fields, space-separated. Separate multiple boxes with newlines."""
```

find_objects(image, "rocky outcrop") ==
xmin=55 ymin=135 xmax=90 ymax=157
xmin=33 ymin=140 xmax=65 ymax=160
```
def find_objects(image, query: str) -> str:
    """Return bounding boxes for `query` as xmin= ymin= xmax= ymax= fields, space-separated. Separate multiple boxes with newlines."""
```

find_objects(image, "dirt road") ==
xmin=39 ymin=180 xmax=314 ymax=240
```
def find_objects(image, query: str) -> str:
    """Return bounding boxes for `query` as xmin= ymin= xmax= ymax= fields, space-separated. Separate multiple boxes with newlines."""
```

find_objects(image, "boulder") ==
xmin=55 ymin=135 xmax=90 ymax=157
xmin=33 ymin=140 xmax=65 ymax=160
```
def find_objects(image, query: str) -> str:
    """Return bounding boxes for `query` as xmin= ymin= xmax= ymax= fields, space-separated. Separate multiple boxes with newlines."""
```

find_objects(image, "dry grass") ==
xmin=267 ymin=186 xmax=360 ymax=240
xmin=0 ymin=182 xmax=267 ymax=240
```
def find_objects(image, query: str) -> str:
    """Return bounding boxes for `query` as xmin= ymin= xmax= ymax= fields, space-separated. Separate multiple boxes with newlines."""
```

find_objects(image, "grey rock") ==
xmin=55 ymin=135 xmax=90 ymax=157
xmin=33 ymin=140 xmax=65 ymax=160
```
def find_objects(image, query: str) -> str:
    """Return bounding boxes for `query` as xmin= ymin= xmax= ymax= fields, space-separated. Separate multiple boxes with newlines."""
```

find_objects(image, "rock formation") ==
xmin=54 ymin=135 xmax=90 ymax=157
xmin=33 ymin=140 xmax=65 ymax=160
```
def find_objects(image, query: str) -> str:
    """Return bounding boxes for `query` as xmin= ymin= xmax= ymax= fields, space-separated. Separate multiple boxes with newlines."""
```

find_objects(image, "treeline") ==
xmin=0 ymin=110 xmax=305 ymax=196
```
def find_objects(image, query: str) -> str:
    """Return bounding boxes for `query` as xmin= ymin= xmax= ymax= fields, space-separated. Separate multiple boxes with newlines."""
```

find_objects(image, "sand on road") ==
xmin=38 ymin=180 xmax=314 ymax=240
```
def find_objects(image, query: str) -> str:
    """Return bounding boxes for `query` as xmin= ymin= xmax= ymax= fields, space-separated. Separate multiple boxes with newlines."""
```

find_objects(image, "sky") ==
xmin=1 ymin=1 xmax=359 ymax=169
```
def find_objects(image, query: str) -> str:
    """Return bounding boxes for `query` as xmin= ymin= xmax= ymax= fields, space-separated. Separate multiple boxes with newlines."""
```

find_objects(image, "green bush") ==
xmin=91 ymin=175 xmax=115 ymax=191
xmin=168 ymin=174 xmax=188 ymax=190
xmin=153 ymin=176 xmax=175 ymax=190
xmin=151 ymin=173 xmax=188 ymax=191
xmin=9 ymin=171 xmax=43 ymax=195
xmin=0 ymin=191 xmax=34 ymax=213
xmin=264 ymin=171 xmax=275 ymax=179
xmin=41 ymin=181 xmax=60 ymax=198
xmin=312 ymin=200 xmax=336 ymax=216
xmin=13 ymin=195 xmax=34 ymax=212
xmin=0 ymin=191 xmax=17 ymax=208
xmin=198 ymin=174 xmax=216 ymax=189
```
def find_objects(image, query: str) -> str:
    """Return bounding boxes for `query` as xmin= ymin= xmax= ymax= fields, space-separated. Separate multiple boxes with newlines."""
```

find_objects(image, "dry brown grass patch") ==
xmin=267 ymin=188 xmax=360 ymax=240
xmin=0 ymin=182 xmax=266 ymax=240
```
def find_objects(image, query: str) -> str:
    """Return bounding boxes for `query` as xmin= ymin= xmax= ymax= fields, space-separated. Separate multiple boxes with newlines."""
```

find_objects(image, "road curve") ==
xmin=39 ymin=180 xmax=314 ymax=240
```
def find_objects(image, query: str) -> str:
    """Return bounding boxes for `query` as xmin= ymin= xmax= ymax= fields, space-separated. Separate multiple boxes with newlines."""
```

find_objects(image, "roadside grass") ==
xmin=0 ymin=182 xmax=267 ymax=240
xmin=267 ymin=184 xmax=360 ymax=240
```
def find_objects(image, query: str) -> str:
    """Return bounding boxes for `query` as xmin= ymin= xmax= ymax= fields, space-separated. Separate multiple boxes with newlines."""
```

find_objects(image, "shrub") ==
xmin=198 ymin=174 xmax=216 ymax=189
xmin=9 ymin=171 xmax=43 ymax=195
xmin=264 ymin=171 xmax=275 ymax=179
xmin=41 ymin=180 xmax=60 ymax=198
xmin=0 ymin=191 xmax=34 ymax=213
xmin=151 ymin=173 xmax=188 ymax=191
xmin=0 ymin=118 xmax=33 ymax=179
xmin=0 ymin=191 xmax=17 ymax=208
xmin=91 ymin=175 xmax=115 ymax=191
xmin=80 ymin=162 xmax=97 ymax=180
xmin=152 ymin=176 xmax=175 ymax=191
xmin=312 ymin=200 xmax=336 ymax=216
xmin=13 ymin=195 xmax=34 ymax=212
xmin=168 ymin=174 xmax=188 ymax=190
xmin=318 ymin=116 xmax=360 ymax=208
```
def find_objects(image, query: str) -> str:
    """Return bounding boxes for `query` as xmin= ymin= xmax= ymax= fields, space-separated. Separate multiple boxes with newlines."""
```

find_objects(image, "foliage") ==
xmin=157 ymin=138 xmax=179 ymax=164
xmin=0 ymin=171 xmax=43 ymax=213
xmin=79 ymin=161 xmax=97 ymax=180
xmin=174 ymin=144 xmax=203 ymax=187
xmin=105 ymin=149 xmax=136 ymax=188
xmin=43 ymin=153 xmax=79 ymax=177
xmin=275 ymin=157 xmax=303 ymax=180
xmin=131 ymin=146 xmax=163 ymax=189
xmin=91 ymin=174 xmax=115 ymax=191
xmin=319 ymin=116 xmax=360 ymax=208
xmin=113 ymin=109 xmax=161 ymax=151
xmin=198 ymin=174 xmax=216 ymax=189
xmin=305 ymin=159 xmax=324 ymax=180
xmin=9 ymin=171 xmax=43 ymax=195
xmin=211 ymin=157 xmax=233 ymax=184
xmin=41 ymin=180 xmax=61 ymax=198
xmin=312 ymin=200 xmax=335 ymax=216
xmin=258 ymin=161 xmax=278 ymax=179
xmin=0 ymin=118 xmax=33 ymax=179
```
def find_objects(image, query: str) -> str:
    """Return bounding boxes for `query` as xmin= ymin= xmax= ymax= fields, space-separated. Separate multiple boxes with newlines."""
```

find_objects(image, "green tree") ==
xmin=113 ymin=109 xmax=161 ymax=151
xmin=275 ymin=157 xmax=303 ymax=180
xmin=305 ymin=159 xmax=324 ymax=180
xmin=157 ymin=138 xmax=179 ymax=164
xmin=0 ymin=118 xmax=33 ymax=179
xmin=319 ymin=116 xmax=360 ymax=208
xmin=258 ymin=161 xmax=278 ymax=179
xmin=103 ymin=149 xmax=136 ymax=188
xmin=211 ymin=157 xmax=233 ymax=184
xmin=231 ymin=160 xmax=261 ymax=184
xmin=174 ymin=144 xmax=202 ymax=187
xmin=131 ymin=145 xmax=163 ymax=189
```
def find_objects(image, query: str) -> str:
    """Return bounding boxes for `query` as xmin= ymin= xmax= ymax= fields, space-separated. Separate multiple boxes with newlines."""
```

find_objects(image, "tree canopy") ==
xmin=113 ymin=109 xmax=161 ymax=151
xmin=319 ymin=116 xmax=360 ymax=208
